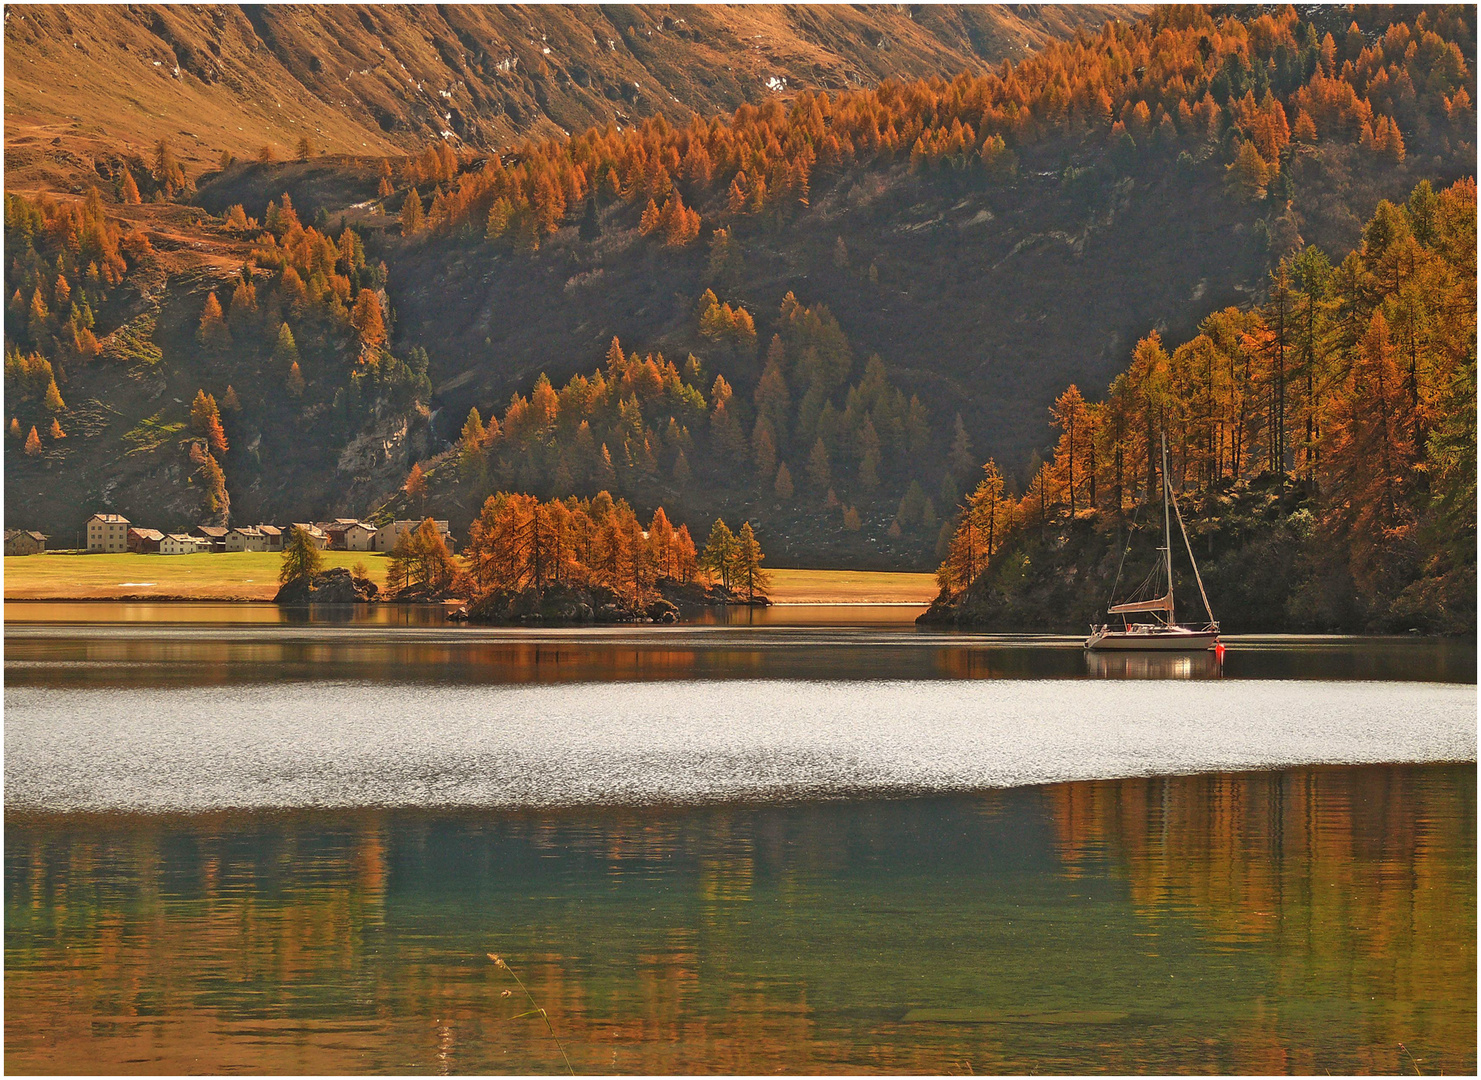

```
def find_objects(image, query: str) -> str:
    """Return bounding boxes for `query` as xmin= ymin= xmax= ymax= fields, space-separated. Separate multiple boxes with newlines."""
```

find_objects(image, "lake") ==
xmin=4 ymin=605 xmax=1476 ymax=1074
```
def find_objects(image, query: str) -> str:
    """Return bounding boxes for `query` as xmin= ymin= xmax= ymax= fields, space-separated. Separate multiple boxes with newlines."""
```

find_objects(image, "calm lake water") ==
xmin=4 ymin=605 xmax=1476 ymax=1073
xmin=3 ymin=600 xmax=1474 ymax=686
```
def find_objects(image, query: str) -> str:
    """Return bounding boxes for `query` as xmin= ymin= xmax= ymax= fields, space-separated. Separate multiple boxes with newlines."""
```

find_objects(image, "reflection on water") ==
xmin=6 ymin=622 xmax=1474 ymax=688
xmin=3 ymin=600 xmax=458 ymax=625
xmin=6 ymin=765 xmax=1474 ymax=1074
xmin=5 ymin=608 xmax=1472 ymax=1071
xmin=1083 ymin=649 xmax=1224 ymax=679
xmin=693 ymin=602 xmax=930 ymax=626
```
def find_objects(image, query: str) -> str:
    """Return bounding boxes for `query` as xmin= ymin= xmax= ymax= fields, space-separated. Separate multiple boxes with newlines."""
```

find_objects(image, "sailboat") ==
xmin=1085 ymin=435 xmax=1220 ymax=651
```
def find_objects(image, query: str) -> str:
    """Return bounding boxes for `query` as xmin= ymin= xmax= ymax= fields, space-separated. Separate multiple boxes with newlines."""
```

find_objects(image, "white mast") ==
xmin=1168 ymin=472 xmax=1217 ymax=626
xmin=1161 ymin=434 xmax=1174 ymax=625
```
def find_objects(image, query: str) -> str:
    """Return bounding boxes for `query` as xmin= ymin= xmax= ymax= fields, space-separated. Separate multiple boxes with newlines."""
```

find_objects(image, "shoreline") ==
xmin=2 ymin=594 xmax=455 ymax=605
xmin=1 ymin=594 xmax=925 ymax=604
xmin=3 ymin=597 xmax=1471 ymax=637
xmin=2 ymin=559 xmax=940 ymax=607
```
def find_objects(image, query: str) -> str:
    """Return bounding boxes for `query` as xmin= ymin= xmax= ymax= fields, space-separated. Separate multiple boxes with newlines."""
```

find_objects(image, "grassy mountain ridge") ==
xmin=5 ymin=4 xmax=1135 ymax=190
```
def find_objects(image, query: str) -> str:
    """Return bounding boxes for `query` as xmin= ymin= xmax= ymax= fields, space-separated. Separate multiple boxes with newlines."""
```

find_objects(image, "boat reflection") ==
xmin=7 ymin=626 xmax=1474 ymax=687
xmin=1084 ymin=648 xmax=1224 ymax=679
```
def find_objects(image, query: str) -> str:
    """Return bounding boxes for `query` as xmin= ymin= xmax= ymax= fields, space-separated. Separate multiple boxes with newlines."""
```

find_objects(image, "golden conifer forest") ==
xmin=4 ymin=4 xmax=1475 ymax=627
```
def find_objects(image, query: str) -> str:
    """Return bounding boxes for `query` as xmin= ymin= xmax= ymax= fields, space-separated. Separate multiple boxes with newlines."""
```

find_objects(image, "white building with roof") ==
xmin=86 ymin=513 xmax=130 ymax=552
xmin=160 ymin=533 xmax=209 ymax=555
xmin=225 ymin=526 xmax=268 ymax=552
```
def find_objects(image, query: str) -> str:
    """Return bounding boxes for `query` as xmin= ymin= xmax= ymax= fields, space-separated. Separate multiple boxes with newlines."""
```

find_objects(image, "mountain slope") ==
xmin=380 ymin=150 xmax=1269 ymax=478
xmin=4 ymin=5 xmax=1474 ymax=577
xmin=5 ymin=4 xmax=1135 ymax=189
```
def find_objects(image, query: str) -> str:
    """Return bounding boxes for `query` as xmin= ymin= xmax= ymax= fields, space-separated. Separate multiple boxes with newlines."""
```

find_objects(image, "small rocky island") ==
xmin=460 ymin=580 xmax=765 ymax=625
xmin=271 ymin=505 xmax=772 ymax=623
xmin=273 ymin=566 xmax=379 ymax=606
xmin=274 ymin=571 xmax=764 ymax=623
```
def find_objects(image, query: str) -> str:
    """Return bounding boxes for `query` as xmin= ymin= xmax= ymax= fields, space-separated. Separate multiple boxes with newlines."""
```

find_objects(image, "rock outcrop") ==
xmin=465 ymin=583 xmax=624 ymax=625
xmin=273 ymin=566 xmax=378 ymax=606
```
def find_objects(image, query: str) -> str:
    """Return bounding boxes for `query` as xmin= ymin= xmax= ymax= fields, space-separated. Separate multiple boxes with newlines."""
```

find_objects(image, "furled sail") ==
xmin=1108 ymin=592 xmax=1174 ymax=614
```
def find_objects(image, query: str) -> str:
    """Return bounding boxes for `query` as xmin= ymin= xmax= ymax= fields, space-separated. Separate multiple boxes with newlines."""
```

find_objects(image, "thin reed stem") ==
xmin=489 ymin=953 xmax=575 ymax=1075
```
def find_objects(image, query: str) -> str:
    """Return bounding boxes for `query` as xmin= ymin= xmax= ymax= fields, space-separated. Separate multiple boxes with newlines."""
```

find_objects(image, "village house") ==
xmin=255 ymin=524 xmax=284 ymax=552
xmin=343 ymin=521 xmax=377 ymax=551
xmin=372 ymin=519 xmax=454 ymax=553
xmin=4 ymin=529 xmax=48 ymax=556
xmin=160 ymin=533 xmax=209 ymax=555
xmin=126 ymin=527 xmax=166 ymax=554
xmin=326 ymin=519 xmax=377 ymax=551
xmin=190 ymin=525 xmax=230 ymax=552
xmin=314 ymin=519 xmax=355 ymax=541
xmin=86 ymin=513 xmax=130 ymax=553
xmin=225 ymin=526 xmax=268 ymax=552
xmin=290 ymin=523 xmax=330 ymax=549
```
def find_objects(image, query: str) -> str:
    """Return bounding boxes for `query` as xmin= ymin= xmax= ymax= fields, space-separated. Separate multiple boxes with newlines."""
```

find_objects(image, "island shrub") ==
xmin=279 ymin=527 xmax=324 ymax=587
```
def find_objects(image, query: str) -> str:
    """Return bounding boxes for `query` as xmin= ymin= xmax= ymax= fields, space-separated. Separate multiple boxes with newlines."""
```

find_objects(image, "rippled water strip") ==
xmin=5 ymin=679 xmax=1475 ymax=814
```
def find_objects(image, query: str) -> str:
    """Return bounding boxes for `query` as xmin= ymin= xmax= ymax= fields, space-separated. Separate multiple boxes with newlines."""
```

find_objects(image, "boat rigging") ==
xmin=1085 ymin=435 xmax=1220 ymax=652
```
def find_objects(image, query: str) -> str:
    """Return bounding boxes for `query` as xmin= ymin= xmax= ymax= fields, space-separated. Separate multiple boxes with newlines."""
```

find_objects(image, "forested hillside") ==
xmin=924 ymin=180 xmax=1477 ymax=632
xmin=4 ymin=5 xmax=1475 ymax=582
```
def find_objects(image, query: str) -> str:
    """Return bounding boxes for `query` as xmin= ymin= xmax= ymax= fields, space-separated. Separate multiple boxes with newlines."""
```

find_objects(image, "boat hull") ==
xmin=1084 ymin=627 xmax=1221 ymax=651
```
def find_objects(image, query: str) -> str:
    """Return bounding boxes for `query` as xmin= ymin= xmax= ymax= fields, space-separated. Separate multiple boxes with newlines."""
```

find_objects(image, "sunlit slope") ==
xmin=4 ymin=4 xmax=1136 ymax=188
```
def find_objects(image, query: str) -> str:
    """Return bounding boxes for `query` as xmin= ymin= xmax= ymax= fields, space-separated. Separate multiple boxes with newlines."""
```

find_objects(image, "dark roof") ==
xmin=128 ymin=528 xmax=166 ymax=541
xmin=192 ymin=525 xmax=230 ymax=538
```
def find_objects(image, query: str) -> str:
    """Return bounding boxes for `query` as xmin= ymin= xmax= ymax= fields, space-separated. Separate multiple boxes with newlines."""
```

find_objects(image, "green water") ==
xmin=6 ymin=613 xmax=1474 ymax=1072
xmin=6 ymin=765 xmax=1474 ymax=1075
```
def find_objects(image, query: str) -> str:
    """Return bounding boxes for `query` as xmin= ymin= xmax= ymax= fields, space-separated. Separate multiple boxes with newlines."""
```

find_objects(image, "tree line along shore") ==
xmin=924 ymin=181 xmax=1475 ymax=635
xmin=272 ymin=496 xmax=772 ymax=623
xmin=4 ymin=500 xmax=939 ymax=615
